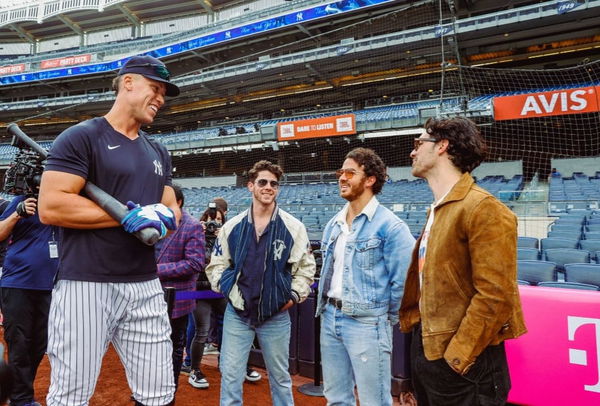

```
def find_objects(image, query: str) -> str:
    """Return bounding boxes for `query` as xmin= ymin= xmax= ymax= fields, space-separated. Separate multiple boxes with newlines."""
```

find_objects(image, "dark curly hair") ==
xmin=345 ymin=147 xmax=387 ymax=195
xmin=247 ymin=160 xmax=283 ymax=183
xmin=424 ymin=116 xmax=488 ymax=173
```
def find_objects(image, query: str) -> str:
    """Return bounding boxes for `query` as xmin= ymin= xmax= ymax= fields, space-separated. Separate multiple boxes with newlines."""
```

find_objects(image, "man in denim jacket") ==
xmin=316 ymin=148 xmax=415 ymax=406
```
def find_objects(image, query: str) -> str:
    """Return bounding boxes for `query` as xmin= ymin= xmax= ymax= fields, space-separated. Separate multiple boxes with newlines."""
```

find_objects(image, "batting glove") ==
xmin=121 ymin=201 xmax=176 ymax=239
xmin=145 ymin=203 xmax=177 ymax=231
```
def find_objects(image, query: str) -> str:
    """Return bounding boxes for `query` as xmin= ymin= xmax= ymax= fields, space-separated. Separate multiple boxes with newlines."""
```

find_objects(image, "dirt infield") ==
xmin=2 ymin=331 xmax=327 ymax=406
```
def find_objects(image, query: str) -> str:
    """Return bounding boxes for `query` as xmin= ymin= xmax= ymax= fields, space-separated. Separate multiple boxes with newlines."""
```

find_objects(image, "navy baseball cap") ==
xmin=118 ymin=55 xmax=180 ymax=97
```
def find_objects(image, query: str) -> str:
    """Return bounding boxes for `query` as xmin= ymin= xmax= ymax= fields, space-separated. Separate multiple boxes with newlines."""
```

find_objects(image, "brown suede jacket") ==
xmin=400 ymin=173 xmax=527 ymax=374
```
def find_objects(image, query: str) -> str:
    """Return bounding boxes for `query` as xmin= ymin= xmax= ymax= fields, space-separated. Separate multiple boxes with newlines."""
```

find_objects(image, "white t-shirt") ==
xmin=418 ymin=190 xmax=451 ymax=289
xmin=327 ymin=197 xmax=379 ymax=299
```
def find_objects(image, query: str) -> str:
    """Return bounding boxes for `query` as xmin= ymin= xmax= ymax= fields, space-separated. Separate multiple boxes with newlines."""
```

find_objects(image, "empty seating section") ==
xmin=517 ymin=237 xmax=539 ymax=249
xmin=540 ymin=238 xmax=579 ymax=250
xmin=517 ymin=261 xmax=557 ymax=285
xmin=537 ymin=281 xmax=600 ymax=291
xmin=513 ymin=210 xmax=600 ymax=290
xmin=518 ymin=248 xmax=539 ymax=261
xmin=549 ymin=173 xmax=600 ymax=213
xmin=179 ymin=175 xmax=526 ymax=238
xmin=544 ymin=249 xmax=590 ymax=272
xmin=564 ymin=263 xmax=600 ymax=287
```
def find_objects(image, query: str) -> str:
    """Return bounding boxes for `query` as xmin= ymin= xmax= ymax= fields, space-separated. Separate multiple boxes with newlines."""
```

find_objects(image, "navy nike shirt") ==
xmin=44 ymin=117 xmax=172 ymax=283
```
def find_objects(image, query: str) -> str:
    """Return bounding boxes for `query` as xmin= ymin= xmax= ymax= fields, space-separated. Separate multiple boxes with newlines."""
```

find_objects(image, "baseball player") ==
xmin=38 ymin=55 xmax=181 ymax=406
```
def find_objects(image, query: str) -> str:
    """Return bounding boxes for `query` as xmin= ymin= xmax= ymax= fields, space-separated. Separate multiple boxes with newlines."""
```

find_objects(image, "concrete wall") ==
xmin=174 ymin=175 xmax=236 ymax=188
xmin=551 ymin=157 xmax=600 ymax=178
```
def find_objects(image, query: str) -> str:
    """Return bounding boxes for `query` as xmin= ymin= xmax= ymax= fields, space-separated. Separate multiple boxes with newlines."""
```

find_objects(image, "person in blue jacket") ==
xmin=206 ymin=160 xmax=316 ymax=406
xmin=316 ymin=147 xmax=415 ymax=406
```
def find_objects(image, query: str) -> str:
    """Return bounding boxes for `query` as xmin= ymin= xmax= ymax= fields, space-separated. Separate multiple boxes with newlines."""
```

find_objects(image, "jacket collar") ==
xmin=247 ymin=202 xmax=278 ymax=223
xmin=436 ymin=172 xmax=474 ymax=208
xmin=335 ymin=196 xmax=379 ymax=225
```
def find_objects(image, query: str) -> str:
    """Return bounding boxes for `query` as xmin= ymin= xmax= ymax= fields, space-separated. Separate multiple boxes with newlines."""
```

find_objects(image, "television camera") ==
xmin=3 ymin=123 xmax=48 ymax=197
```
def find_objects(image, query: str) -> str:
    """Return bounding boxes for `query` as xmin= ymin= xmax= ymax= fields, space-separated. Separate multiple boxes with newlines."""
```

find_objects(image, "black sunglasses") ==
xmin=126 ymin=63 xmax=171 ymax=80
xmin=255 ymin=179 xmax=280 ymax=188
xmin=413 ymin=137 xmax=438 ymax=151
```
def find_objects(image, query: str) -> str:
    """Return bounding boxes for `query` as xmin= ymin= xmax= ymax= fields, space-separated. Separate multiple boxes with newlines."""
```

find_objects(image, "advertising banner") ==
xmin=506 ymin=286 xmax=600 ymax=405
xmin=277 ymin=114 xmax=356 ymax=141
xmin=40 ymin=54 xmax=92 ymax=69
xmin=0 ymin=64 xmax=26 ymax=76
xmin=493 ymin=86 xmax=600 ymax=120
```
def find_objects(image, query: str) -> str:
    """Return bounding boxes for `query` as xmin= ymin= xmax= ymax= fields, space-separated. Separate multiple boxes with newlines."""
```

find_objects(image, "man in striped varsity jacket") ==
xmin=206 ymin=160 xmax=316 ymax=406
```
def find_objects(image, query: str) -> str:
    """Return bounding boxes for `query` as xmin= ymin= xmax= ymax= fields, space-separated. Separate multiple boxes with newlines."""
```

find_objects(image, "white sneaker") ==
xmin=204 ymin=343 xmax=219 ymax=355
xmin=245 ymin=367 xmax=262 ymax=382
xmin=189 ymin=370 xmax=209 ymax=389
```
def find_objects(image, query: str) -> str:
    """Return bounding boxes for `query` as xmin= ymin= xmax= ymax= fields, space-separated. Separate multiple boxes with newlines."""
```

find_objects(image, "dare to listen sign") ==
xmin=277 ymin=114 xmax=356 ymax=141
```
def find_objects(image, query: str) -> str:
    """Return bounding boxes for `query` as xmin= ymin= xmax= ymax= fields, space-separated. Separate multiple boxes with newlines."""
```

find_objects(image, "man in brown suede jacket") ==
xmin=400 ymin=116 xmax=526 ymax=406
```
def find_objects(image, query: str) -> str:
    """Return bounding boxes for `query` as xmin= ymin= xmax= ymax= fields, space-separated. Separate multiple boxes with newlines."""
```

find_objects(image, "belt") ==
xmin=326 ymin=296 xmax=343 ymax=310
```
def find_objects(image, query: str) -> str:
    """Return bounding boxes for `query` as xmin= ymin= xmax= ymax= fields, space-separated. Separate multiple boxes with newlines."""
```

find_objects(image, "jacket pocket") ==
xmin=355 ymin=238 xmax=382 ymax=270
xmin=219 ymin=267 xmax=237 ymax=298
xmin=442 ymin=262 xmax=470 ymax=302
xmin=355 ymin=238 xmax=383 ymax=301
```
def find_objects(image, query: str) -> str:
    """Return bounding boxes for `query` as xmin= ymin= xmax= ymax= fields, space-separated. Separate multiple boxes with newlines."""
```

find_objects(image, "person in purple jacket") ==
xmin=155 ymin=184 xmax=205 ymax=395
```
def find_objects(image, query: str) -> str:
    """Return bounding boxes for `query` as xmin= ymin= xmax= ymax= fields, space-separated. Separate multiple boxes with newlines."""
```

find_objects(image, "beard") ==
xmin=340 ymin=177 xmax=366 ymax=202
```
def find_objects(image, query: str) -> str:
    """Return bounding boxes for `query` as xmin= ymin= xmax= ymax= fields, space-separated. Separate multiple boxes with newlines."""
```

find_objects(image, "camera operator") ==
xmin=0 ymin=194 xmax=59 ymax=406
xmin=185 ymin=203 xmax=226 ymax=389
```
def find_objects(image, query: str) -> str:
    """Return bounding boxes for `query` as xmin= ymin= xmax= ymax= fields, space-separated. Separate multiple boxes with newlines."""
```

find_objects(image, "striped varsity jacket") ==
xmin=206 ymin=204 xmax=316 ymax=324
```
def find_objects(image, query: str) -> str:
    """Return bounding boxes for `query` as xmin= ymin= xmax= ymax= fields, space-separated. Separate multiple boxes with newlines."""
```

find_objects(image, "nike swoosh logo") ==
xmin=107 ymin=145 xmax=121 ymax=150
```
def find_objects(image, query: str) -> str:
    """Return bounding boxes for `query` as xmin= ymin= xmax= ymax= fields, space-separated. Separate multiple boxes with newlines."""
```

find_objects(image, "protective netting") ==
xmin=441 ymin=60 xmax=600 ymax=181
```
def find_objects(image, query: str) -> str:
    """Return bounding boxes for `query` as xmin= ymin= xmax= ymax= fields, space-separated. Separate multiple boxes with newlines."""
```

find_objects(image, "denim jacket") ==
xmin=315 ymin=198 xmax=415 ymax=324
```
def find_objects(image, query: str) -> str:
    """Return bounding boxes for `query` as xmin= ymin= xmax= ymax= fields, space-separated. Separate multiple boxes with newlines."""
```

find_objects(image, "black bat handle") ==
xmin=84 ymin=183 xmax=160 ymax=246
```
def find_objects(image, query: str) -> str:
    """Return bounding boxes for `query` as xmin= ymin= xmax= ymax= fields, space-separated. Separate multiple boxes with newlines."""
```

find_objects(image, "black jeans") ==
xmin=190 ymin=297 xmax=227 ymax=371
xmin=169 ymin=315 xmax=189 ymax=391
xmin=410 ymin=324 xmax=511 ymax=406
xmin=1 ymin=287 xmax=51 ymax=406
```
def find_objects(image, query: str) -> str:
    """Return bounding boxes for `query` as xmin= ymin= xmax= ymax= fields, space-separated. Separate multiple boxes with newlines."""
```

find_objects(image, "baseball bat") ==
xmin=6 ymin=123 xmax=160 ymax=246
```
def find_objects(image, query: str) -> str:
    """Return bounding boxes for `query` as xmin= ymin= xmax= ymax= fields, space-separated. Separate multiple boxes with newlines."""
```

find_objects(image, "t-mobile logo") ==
xmin=568 ymin=316 xmax=600 ymax=393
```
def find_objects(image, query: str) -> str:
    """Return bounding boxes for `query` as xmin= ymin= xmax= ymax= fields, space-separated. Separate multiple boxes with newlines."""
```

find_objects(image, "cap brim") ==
xmin=144 ymin=74 xmax=180 ymax=97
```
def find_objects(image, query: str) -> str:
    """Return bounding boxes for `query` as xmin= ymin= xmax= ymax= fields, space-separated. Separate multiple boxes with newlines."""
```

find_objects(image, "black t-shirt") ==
xmin=44 ymin=117 xmax=172 ymax=283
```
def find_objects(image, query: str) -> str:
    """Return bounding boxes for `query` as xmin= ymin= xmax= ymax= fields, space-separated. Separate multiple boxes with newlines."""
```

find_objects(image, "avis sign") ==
xmin=493 ymin=86 xmax=600 ymax=120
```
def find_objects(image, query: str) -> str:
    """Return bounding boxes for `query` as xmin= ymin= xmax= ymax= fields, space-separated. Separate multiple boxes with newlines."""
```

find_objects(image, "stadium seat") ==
xmin=540 ymin=238 xmax=579 ymax=251
xmin=537 ymin=281 xmax=599 ymax=291
xmin=517 ymin=260 xmax=557 ymax=285
xmin=585 ymin=224 xmax=600 ymax=232
xmin=517 ymin=237 xmax=538 ymax=249
xmin=579 ymin=240 xmax=600 ymax=254
xmin=584 ymin=231 xmax=600 ymax=240
xmin=544 ymin=248 xmax=590 ymax=272
xmin=564 ymin=263 xmax=600 ymax=286
xmin=517 ymin=248 xmax=539 ymax=261
xmin=547 ymin=231 xmax=580 ymax=240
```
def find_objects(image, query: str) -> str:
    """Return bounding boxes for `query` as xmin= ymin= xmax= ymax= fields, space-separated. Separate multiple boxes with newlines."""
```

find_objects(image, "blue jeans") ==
xmin=220 ymin=303 xmax=293 ymax=406
xmin=320 ymin=303 xmax=393 ymax=406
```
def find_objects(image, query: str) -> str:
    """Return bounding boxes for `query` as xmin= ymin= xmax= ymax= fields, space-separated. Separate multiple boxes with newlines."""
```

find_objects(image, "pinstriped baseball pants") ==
xmin=46 ymin=279 xmax=175 ymax=406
